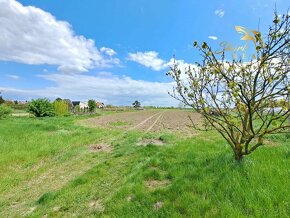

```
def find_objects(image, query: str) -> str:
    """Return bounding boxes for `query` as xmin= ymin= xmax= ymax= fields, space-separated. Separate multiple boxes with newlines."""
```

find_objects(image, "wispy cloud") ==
xmin=215 ymin=9 xmax=225 ymax=18
xmin=7 ymin=74 xmax=20 ymax=80
xmin=0 ymin=0 xmax=119 ymax=73
xmin=208 ymin=36 xmax=218 ymax=40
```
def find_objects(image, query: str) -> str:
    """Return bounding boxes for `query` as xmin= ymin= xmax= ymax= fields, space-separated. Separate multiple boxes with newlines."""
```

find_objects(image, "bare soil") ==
xmin=137 ymin=138 xmax=165 ymax=146
xmin=83 ymin=110 xmax=201 ymax=133
xmin=88 ymin=200 xmax=105 ymax=212
xmin=89 ymin=143 xmax=112 ymax=153
xmin=153 ymin=201 xmax=164 ymax=211
xmin=145 ymin=179 xmax=170 ymax=190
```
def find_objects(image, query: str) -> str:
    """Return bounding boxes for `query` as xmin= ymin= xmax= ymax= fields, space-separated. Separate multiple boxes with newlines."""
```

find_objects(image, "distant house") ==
xmin=72 ymin=101 xmax=88 ymax=109
xmin=80 ymin=102 xmax=88 ymax=109
xmin=18 ymin=100 xmax=28 ymax=104
xmin=96 ymin=102 xmax=105 ymax=109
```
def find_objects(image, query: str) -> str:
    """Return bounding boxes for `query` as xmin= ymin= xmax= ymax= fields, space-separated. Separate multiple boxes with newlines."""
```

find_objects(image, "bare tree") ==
xmin=168 ymin=12 xmax=289 ymax=161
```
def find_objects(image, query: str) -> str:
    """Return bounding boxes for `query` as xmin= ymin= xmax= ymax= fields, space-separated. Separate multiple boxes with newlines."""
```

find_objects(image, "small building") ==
xmin=96 ymin=102 xmax=105 ymax=109
xmin=18 ymin=100 xmax=29 ymax=104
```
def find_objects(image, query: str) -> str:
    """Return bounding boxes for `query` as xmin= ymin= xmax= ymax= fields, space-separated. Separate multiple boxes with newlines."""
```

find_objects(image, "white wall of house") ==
xmin=79 ymin=102 xmax=88 ymax=109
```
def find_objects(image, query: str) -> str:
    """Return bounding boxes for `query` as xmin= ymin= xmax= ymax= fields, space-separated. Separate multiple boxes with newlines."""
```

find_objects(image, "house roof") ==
xmin=72 ymin=101 xmax=80 ymax=106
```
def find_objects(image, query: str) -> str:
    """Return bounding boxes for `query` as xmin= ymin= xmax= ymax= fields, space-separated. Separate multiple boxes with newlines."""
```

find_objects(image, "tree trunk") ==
xmin=234 ymin=147 xmax=243 ymax=161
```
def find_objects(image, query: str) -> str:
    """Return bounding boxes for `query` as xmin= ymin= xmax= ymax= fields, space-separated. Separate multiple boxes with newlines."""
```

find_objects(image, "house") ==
xmin=79 ymin=102 xmax=88 ymax=109
xmin=72 ymin=101 xmax=88 ymax=109
xmin=72 ymin=101 xmax=80 ymax=107
xmin=96 ymin=102 xmax=105 ymax=109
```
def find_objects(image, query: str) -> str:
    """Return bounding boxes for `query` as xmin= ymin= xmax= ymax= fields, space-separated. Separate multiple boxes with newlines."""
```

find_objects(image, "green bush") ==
xmin=27 ymin=98 xmax=55 ymax=117
xmin=75 ymin=105 xmax=81 ymax=113
xmin=0 ymin=105 xmax=12 ymax=118
xmin=53 ymin=100 xmax=69 ymax=116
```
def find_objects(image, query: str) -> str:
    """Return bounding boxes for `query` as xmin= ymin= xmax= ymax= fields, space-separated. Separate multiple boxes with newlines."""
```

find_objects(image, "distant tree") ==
xmin=88 ymin=99 xmax=96 ymax=112
xmin=55 ymin=97 xmax=62 ymax=102
xmin=53 ymin=100 xmax=69 ymax=116
xmin=27 ymin=98 xmax=55 ymax=117
xmin=63 ymin=99 xmax=73 ymax=112
xmin=132 ymin=100 xmax=141 ymax=108
xmin=168 ymin=12 xmax=290 ymax=161
xmin=0 ymin=96 xmax=4 ymax=105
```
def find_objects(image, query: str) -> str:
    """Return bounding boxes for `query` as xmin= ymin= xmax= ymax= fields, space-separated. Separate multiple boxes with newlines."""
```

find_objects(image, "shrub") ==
xmin=53 ymin=100 xmax=69 ymax=116
xmin=75 ymin=105 xmax=81 ymax=113
xmin=0 ymin=105 xmax=12 ymax=118
xmin=27 ymin=98 xmax=55 ymax=117
xmin=4 ymin=101 xmax=14 ymax=107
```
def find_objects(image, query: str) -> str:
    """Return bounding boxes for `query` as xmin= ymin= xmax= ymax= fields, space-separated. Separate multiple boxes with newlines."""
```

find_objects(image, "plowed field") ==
xmin=84 ymin=110 xmax=201 ymax=133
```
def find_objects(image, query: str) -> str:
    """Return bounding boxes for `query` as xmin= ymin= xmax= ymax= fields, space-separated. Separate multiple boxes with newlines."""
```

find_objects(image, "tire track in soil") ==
xmin=145 ymin=112 xmax=164 ymax=133
xmin=129 ymin=112 xmax=162 ymax=130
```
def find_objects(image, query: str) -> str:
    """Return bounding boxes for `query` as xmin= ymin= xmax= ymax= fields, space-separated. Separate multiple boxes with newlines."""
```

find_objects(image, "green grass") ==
xmin=0 ymin=113 xmax=289 ymax=217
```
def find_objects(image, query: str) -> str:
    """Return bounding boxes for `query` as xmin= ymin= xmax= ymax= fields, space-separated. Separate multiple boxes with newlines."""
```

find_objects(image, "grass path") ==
xmin=1 ymin=150 xmax=99 ymax=216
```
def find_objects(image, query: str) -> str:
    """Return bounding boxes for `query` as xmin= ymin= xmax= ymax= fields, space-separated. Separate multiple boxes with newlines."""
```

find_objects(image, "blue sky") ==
xmin=0 ymin=0 xmax=289 ymax=106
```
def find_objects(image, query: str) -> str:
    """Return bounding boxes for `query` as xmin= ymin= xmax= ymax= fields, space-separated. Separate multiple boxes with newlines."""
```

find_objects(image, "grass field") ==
xmin=0 ymin=110 xmax=289 ymax=217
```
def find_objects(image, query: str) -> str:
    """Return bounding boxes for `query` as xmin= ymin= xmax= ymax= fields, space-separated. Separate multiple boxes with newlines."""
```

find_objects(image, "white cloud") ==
xmin=7 ymin=74 xmax=20 ymax=80
xmin=215 ymin=9 xmax=225 ymax=18
xmin=0 ymin=0 xmax=119 ymax=73
xmin=127 ymin=51 xmax=199 ymax=75
xmin=100 ymin=47 xmax=117 ymax=56
xmin=127 ymin=51 xmax=168 ymax=71
xmin=0 ymin=73 xmax=178 ymax=106
xmin=208 ymin=36 xmax=218 ymax=40
xmin=166 ymin=58 xmax=199 ymax=81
